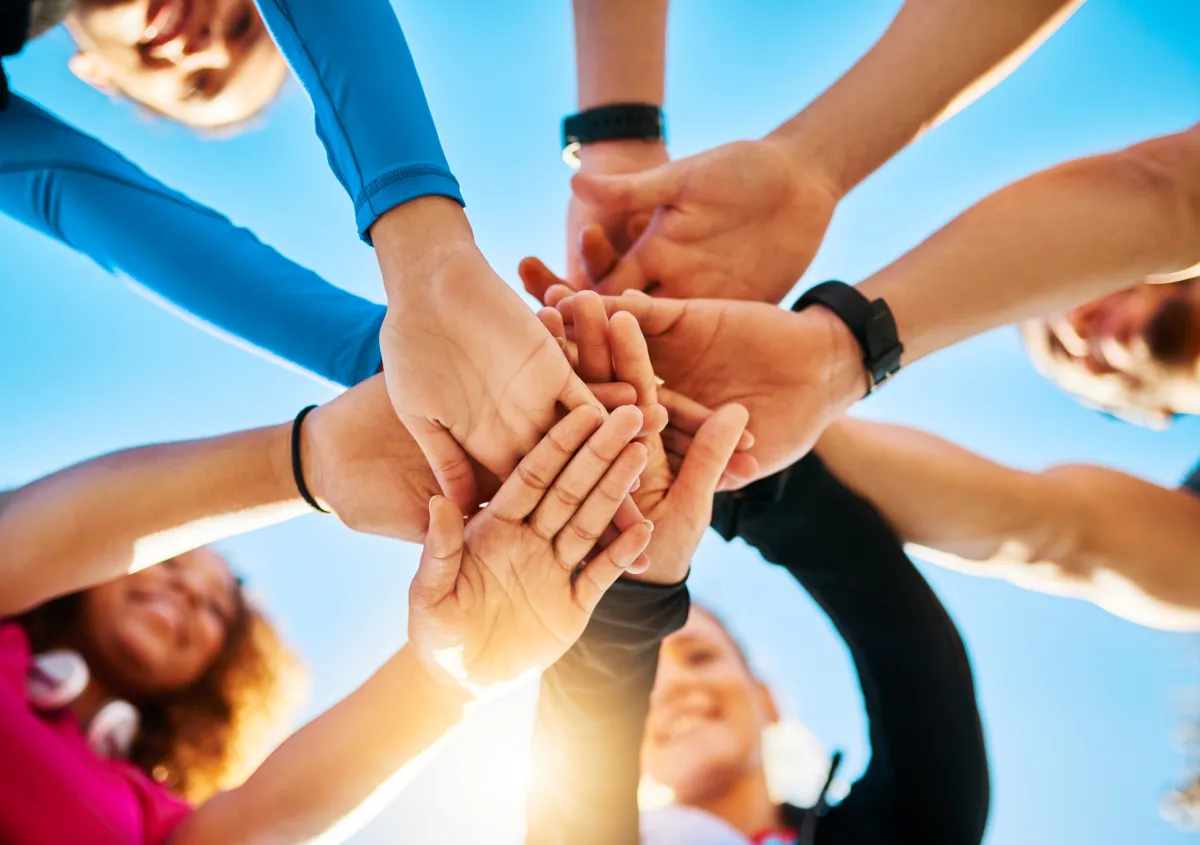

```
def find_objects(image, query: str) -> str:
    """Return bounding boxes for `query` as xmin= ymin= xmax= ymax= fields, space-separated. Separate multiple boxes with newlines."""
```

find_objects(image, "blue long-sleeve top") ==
xmin=0 ymin=94 xmax=386 ymax=388
xmin=253 ymin=0 xmax=464 ymax=243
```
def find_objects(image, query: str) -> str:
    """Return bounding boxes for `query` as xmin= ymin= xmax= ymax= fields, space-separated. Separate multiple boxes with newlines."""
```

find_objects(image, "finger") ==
xmin=543 ymin=283 xmax=578 ymax=309
xmin=589 ymin=381 xmax=639 ymax=408
xmin=660 ymin=388 xmax=755 ymax=450
xmin=519 ymin=257 xmax=575 ymax=303
xmin=640 ymin=402 xmax=668 ymax=437
xmin=404 ymin=419 xmax=480 ymax=513
xmin=573 ymin=520 xmax=654 ymax=613
xmin=557 ymin=370 xmax=604 ymax=413
xmin=574 ymin=291 xmax=615 ymax=383
xmin=538 ymin=306 xmax=567 ymax=341
xmin=580 ymin=224 xmax=620 ymax=283
xmin=409 ymin=496 xmax=465 ymax=610
xmin=571 ymin=166 xmax=684 ymax=214
xmin=556 ymin=336 xmax=580 ymax=371
xmin=663 ymin=427 xmax=760 ymax=482
xmin=555 ymin=441 xmax=649 ymax=568
xmin=557 ymin=291 xmax=684 ymax=337
xmin=488 ymin=405 xmax=605 ymax=522
xmin=671 ymin=404 xmax=751 ymax=514
xmin=627 ymin=212 xmax=652 ymax=243
xmin=530 ymin=405 xmax=644 ymax=539
xmin=609 ymin=311 xmax=659 ymax=407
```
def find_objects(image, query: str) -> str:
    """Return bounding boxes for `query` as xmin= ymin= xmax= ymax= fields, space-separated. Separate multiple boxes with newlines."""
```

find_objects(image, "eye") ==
xmin=684 ymin=648 xmax=717 ymax=667
xmin=161 ymin=557 xmax=181 ymax=571
xmin=228 ymin=6 xmax=254 ymax=43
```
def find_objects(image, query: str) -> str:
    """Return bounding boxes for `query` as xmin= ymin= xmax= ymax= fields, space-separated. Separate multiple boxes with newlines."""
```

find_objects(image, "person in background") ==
xmin=0 ymin=375 xmax=656 ymax=845
xmin=1023 ymin=274 xmax=1200 ymax=428
xmin=525 ymin=296 xmax=989 ymax=845
xmin=1 ymin=0 xmax=287 ymax=128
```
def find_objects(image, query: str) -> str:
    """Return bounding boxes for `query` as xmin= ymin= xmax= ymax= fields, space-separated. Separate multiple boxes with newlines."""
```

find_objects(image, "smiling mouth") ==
xmin=141 ymin=0 xmax=192 ymax=47
xmin=653 ymin=710 xmax=720 ymax=744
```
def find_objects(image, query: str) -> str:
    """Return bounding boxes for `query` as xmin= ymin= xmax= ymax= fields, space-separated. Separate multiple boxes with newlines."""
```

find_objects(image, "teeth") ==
xmin=664 ymin=713 xmax=708 ymax=741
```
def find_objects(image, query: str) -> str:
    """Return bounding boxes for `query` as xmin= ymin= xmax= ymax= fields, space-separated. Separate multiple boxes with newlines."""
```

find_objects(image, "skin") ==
xmin=66 ymin=0 xmax=287 ymax=128
xmin=1031 ymin=277 xmax=1200 ymax=418
xmin=643 ymin=607 xmax=782 ymax=837
xmin=67 ymin=548 xmax=236 ymax=720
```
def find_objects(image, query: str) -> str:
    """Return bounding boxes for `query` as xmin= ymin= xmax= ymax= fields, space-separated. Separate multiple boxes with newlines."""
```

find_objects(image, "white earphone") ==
xmin=27 ymin=649 xmax=139 ymax=759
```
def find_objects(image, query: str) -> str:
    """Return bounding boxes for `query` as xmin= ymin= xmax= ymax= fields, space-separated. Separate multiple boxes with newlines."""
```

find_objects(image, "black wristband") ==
xmin=791 ymin=280 xmax=903 ymax=395
xmin=291 ymin=405 xmax=330 ymax=514
xmin=561 ymin=103 xmax=664 ymax=167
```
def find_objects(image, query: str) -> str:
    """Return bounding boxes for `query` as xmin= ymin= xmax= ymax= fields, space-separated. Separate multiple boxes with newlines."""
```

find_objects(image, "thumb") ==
xmin=670 ymin=404 xmax=750 ymax=513
xmin=411 ymin=496 xmax=465 ymax=609
xmin=571 ymin=164 xmax=684 ymax=214
xmin=405 ymin=418 xmax=481 ymax=513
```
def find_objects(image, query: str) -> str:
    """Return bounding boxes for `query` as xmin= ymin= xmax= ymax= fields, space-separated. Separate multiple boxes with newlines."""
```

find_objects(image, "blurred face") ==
xmin=67 ymin=0 xmax=288 ymax=128
xmin=79 ymin=548 xmax=239 ymax=698
xmin=1032 ymin=278 xmax=1200 ymax=420
xmin=642 ymin=608 xmax=778 ymax=806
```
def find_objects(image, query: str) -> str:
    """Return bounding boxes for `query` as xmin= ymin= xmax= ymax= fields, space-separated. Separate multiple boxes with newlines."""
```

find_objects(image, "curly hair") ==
xmin=18 ymin=583 xmax=300 ymax=804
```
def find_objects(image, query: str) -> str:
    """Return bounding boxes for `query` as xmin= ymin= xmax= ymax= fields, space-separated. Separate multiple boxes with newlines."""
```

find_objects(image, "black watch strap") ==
xmin=561 ymin=103 xmax=664 ymax=167
xmin=791 ymin=280 xmax=903 ymax=394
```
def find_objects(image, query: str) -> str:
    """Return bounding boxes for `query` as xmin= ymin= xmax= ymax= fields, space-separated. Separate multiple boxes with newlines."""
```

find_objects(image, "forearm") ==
xmin=857 ymin=125 xmax=1200 ymax=363
xmin=0 ymin=95 xmax=385 ymax=387
xmin=573 ymin=0 xmax=666 ymax=110
xmin=817 ymin=418 xmax=1200 ymax=630
xmin=770 ymin=0 xmax=1081 ymax=196
xmin=713 ymin=457 xmax=989 ymax=843
xmin=0 ymin=426 xmax=304 ymax=616
xmin=254 ymin=0 xmax=462 ymax=243
xmin=173 ymin=644 xmax=471 ymax=845
xmin=526 ymin=579 xmax=690 ymax=845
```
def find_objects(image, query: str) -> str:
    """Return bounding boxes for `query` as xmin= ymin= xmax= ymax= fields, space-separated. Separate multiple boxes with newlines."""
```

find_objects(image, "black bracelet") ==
xmin=291 ymin=405 xmax=330 ymax=514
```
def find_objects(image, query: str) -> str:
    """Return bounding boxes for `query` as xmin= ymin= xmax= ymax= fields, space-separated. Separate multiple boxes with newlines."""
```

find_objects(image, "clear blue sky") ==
xmin=4 ymin=1 xmax=1200 ymax=842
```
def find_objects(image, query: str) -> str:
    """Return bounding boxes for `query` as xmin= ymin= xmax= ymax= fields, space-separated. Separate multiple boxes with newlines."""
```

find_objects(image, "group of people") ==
xmin=2 ymin=0 xmax=1198 ymax=843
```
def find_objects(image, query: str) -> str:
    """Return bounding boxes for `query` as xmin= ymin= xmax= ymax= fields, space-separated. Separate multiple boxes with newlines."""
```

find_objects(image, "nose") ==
xmin=167 ymin=566 xmax=206 ymax=611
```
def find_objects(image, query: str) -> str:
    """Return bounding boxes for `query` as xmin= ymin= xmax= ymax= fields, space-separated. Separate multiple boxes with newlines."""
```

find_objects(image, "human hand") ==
xmin=300 ymin=375 xmax=500 ymax=543
xmin=557 ymin=290 xmax=867 ymax=483
xmin=550 ymin=139 xmax=841 ymax=303
xmin=407 ymin=405 xmax=654 ymax=696
xmin=372 ymin=198 xmax=603 ymax=512
xmin=564 ymin=292 xmax=752 ymax=584
xmin=565 ymin=141 xmax=668 ymax=290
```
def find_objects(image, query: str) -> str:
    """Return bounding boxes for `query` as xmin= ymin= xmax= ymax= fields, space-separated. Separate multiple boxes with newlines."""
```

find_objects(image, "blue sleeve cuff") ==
xmin=355 ymin=169 xmax=464 ymax=245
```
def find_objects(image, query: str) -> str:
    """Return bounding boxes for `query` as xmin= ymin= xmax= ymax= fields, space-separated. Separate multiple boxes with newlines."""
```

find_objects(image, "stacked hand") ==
xmin=406 ymin=405 xmax=654 ymax=696
xmin=546 ymin=292 xmax=752 ymax=584
xmin=527 ymin=140 xmax=842 ymax=304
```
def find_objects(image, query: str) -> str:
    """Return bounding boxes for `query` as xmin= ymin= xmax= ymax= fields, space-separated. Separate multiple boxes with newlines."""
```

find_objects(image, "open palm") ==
xmin=408 ymin=405 xmax=654 ymax=696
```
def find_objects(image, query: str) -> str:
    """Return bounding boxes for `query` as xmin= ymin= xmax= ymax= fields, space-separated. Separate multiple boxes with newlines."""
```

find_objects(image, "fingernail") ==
xmin=643 ymin=519 xmax=654 ymax=531
xmin=742 ymin=432 xmax=755 ymax=448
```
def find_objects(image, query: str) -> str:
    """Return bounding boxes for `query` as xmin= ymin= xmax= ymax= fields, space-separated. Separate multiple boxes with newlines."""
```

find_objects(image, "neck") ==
xmin=693 ymin=765 xmax=783 ymax=839
xmin=69 ymin=678 xmax=114 ymax=729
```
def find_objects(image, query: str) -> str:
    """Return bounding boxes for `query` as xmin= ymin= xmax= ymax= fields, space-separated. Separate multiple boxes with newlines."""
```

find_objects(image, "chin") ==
xmin=652 ymin=751 xmax=746 ymax=805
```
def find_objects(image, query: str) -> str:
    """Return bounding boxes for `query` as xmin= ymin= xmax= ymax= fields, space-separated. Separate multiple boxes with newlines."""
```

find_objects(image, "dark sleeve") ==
xmin=0 ymin=94 xmax=386 ymax=387
xmin=525 ymin=578 xmax=691 ymax=845
xmin=711 ymin=454 xmax=990 ymax=845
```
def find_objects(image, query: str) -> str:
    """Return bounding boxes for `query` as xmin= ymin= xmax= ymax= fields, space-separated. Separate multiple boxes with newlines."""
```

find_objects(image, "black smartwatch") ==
xmin=561 ymin=103 xmax=664 ymax=168
xmin=791 ymin=280 xmax=903 ymax=395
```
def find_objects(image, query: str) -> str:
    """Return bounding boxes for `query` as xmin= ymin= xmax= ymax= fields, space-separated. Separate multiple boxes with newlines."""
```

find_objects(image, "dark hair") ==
xmin=18 ymin=583 xmax=298 ymax=803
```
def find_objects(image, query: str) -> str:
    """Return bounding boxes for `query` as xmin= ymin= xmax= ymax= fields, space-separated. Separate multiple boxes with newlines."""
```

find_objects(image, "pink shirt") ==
xmin=0 ymin=621 xmax=193 ymax=845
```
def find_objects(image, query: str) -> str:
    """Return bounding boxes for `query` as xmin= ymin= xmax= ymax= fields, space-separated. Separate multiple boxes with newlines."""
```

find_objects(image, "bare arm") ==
xmin=573 ymin=0 xmax=667 ymax=112
xmin=773 ymin=0 xmax=1084 ymax=195
xmin=170 ymin=644 xmax=471 ymax=845
xmin=859 ymin=124 xmax=1200 ymax=364
xmin=816 ymin=417 xmax=1200 ymax=630
xmin=0 ymin=426 xmax=305 ymax=616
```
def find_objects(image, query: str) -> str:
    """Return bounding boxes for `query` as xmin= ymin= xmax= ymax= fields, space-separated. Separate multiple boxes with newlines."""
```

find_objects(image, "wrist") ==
xmin=266 ymin=422 xmax=303 ymax=504
xmin=761 ymin=128 xmax=850 ymax=205
xmin=295 ymin=407 xmax=332 ymax=513
xmin=787 ymin=305 xmax=870 ymax=416
xmin=400 ymin=643 xmax=476 ymax=706
xmin=371 ymin=196 xmax=477 ymax=295
xmin=575 ymin=138 xmax=668 ymax=173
